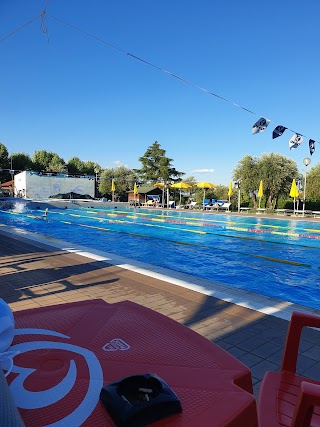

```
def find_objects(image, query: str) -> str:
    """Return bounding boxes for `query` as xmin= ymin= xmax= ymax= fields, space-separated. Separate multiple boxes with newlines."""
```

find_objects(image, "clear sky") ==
xmin=1 ymin=0 xmax=320 ymax=185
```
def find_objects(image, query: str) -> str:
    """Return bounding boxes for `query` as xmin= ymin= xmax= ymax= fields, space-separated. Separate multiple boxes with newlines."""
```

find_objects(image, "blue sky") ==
xmin=1 ymin=0 xmax=320 ymax=185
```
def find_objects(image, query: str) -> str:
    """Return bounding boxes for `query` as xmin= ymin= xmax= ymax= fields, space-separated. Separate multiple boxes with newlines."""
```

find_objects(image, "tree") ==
xmin=67 ymin=157 xmax=86 ymax=174
xmin=11 ymin=153 xmax=33 ymax=171
xmin=258 ymin=153 xmax=299 ymax=208
xmin=233 ymin=153 xmax=299 ymax=209
xmin=0 ymin=143 xmax=9 ymax=169
xmin=305 ymin=163 xmax=320 ymax=201
xmin=32 ymin=150 xmax=55 ymax=171
xmin=48 ymin=154 xmax=67 ymax=173
xmin=32 ymin=150 xmax=68 ymax=173
xmin=214 ymin=184 xmax=229 ymax=201
xmin=0 ymin=143 xmax=10 ymax=183
xmin=83 ymin=161 xmax=101 ymax=175
xmin=99 ymin=166 xmax=138 ymax=201
xmin=135 ymin=141 xmax=184 ymax=183
xmin=233 ymin=155 xmax=259 ymax=207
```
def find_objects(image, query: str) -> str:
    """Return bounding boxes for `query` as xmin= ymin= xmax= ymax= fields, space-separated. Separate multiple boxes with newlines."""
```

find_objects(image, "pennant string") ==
xmin=0 ymin=8 xmax=318 ymax=147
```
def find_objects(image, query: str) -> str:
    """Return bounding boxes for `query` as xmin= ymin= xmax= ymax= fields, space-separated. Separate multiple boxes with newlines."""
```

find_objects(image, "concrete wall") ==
xmin=14 ymin=171 xmax=95 ymax=200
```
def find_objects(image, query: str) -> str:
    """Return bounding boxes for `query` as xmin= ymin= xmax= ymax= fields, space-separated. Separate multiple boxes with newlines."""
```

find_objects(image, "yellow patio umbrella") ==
xmin=290 ymin=179 xmax=299 ymax=211
xmin=133 ymin=182 xmax=139 ymax=204
xmin=227 ymin=181 xmax=233 ymax=203
xmin=111 ymin=179 xmax=115 ymax=202
xmin=170 ymin=182 xmax=192 ymax=205
xmin=196 ymin=182 xmax=216 ymax=207
xmin=258 ymin=180 xmax=263 ymax=209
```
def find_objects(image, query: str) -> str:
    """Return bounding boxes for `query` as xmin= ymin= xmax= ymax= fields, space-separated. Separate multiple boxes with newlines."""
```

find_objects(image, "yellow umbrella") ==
xmin=196 ymin=182 xmax=216 ymax=207
xmin=111 ymin=179 xmax=115 ymax=202
xmin=258 ymin=180 xmax=263 ymax=209
xmin=290 ymin=179 xmax=299 ymax=211
xmin=170 ymin=182 xmax=192 ymax=205
xmin=227 ymin=181 xmax=233 ymax=203
xmin=133 ymin=182 xmax=139 ymax=204
xmin=133 ymin=182 xmax=139 ymax=194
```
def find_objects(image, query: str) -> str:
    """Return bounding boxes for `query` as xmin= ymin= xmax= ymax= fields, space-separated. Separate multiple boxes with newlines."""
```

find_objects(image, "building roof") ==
xmin=0 ymin=180 xmax=14 ymax=188
xmin=128 ymin=185 xmax=163 ymax=195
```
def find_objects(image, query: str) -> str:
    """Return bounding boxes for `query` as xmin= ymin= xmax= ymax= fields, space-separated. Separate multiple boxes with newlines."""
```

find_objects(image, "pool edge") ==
xmin=1 ymin=224 xmax=319 ymax=322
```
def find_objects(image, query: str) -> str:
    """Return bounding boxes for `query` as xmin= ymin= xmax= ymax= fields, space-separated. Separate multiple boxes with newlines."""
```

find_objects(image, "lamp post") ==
xmin=9 ymin=153 xmax=14 ymax=197
xmin=94 ymin=168 xmax=99 ymax=199
xmin=166 ymin=181 xmax=170 ymax=208
xmin=302 ymin=157 xmax=311 ymax=216
xmin=235 ymin=180 xmax=241 ymax=213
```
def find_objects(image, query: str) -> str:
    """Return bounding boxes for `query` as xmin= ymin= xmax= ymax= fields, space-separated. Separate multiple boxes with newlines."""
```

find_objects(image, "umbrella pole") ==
xmin=203 ymin=189 xmax=205 ymax=210
xmin=259 ymin=197 xmax=261 ymax=209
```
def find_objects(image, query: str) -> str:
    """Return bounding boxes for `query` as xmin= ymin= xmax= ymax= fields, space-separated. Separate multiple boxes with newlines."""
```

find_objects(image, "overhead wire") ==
xmin=48 ymin=14 xmax=257 ymax=115
xmin=0 ymin=5 xmax=318 ymax=147
xmin=0 ymin=15 xmax=40 ymax=44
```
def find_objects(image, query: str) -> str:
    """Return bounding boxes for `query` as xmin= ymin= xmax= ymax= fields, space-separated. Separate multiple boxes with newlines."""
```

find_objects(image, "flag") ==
xmin=309 ymin=139 xmax=315 ymax=156
xmin=272 ymin=125 xmax=287 ymax=139
xmin=111 ymin=179 xmax=115 ymax=191
xmin=289 ymin=133 xmax=303 ymax=150
xmin=252 ymin=117 xmax=270 ymax=135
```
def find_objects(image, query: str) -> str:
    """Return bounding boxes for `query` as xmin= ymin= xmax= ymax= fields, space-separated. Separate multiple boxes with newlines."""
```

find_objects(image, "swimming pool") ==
xmin=1 ymin=204 xmax=320 ymax=310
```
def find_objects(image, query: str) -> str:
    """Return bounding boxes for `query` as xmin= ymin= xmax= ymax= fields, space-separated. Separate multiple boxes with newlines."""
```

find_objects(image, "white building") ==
xmin=14 ymin=171 xmax=95 ymax=200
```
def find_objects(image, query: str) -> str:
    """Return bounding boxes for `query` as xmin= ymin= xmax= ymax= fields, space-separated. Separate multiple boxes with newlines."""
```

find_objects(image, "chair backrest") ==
xmin=258 ymin=311 xmax=320 ymax=427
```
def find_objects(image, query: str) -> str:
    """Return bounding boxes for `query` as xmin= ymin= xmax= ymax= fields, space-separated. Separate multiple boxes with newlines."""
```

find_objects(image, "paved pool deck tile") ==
xmin=1 ymin=227 xmax=320 ymax=398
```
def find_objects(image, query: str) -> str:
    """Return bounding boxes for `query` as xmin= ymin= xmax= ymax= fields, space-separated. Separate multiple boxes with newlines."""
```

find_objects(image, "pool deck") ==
xmin=1 ymin=226 xmax=320 ymax=398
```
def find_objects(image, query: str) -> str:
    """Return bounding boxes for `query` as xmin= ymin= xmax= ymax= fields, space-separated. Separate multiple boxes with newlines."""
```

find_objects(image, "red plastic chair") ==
xmin=258 ymin=311 xmax=320 ymax=427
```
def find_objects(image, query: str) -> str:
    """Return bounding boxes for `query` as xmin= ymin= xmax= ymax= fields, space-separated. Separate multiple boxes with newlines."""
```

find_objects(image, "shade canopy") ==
xmin=195 ymin=182 xmax=216 ymax=189
xmin=111 ymin=179 xmax=115 ymax=192
xmin=133 ymin=182 xmax=139 ymax=195
xmin=171 ymin=182 xmax=192 ymax=205
xmin=227 ymin=181 xmax=233 ymax=197
xmin=195 ymin=182 xmax=216 ymax=208
xmin=170 ymin=182 xmax=192 ymax=190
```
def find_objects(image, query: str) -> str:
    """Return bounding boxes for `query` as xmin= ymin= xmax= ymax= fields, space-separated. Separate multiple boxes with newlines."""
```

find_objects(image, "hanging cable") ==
xmin=0 ymin=15 xmax=40 ymax=44
xmin=49 ymin=15 xmax=257 ymax=115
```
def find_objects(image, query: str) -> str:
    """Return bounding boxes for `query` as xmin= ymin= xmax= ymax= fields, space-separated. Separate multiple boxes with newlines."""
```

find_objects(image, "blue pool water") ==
xmin=1 ymin=205 xmax=320 ymax=310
